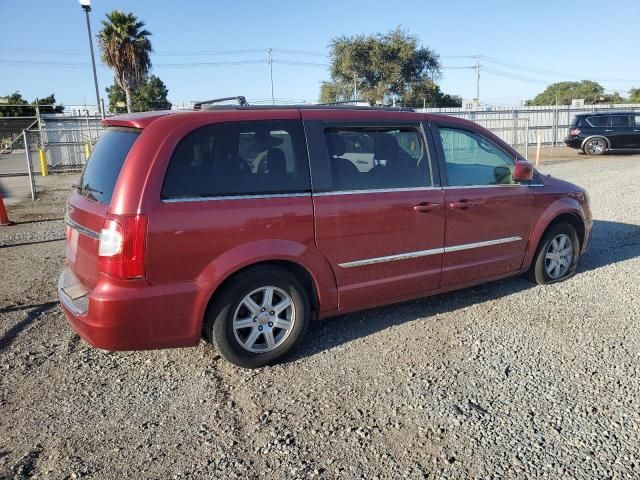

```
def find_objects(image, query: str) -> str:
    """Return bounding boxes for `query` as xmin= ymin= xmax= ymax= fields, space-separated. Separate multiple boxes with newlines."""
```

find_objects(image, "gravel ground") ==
xmin=1 ymin=156 xmax=639 ymax=479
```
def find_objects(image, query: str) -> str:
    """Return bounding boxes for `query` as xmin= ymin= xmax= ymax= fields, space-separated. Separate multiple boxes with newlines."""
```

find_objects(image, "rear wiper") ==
xmin=72 ymin=183 xmax=103 ymax=195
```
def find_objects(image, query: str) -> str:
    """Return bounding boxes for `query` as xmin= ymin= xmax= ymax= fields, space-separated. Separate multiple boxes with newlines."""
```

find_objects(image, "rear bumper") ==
xmin=58 ymin=267 xmax=202 ymax=350
xmin=564 ymin=136 xmax=583 ymax=149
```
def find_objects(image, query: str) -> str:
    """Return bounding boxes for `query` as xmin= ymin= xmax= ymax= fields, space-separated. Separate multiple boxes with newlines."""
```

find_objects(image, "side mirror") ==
xmin=513 ymin=160 xmax=534 ymax=182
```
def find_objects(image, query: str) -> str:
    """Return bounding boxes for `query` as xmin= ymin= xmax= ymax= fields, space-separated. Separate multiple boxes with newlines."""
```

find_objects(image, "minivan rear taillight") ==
xmin=569 ymin=128 xmax=581 ymax=136
xmin=98 ymin=215 xmax=148 ymax=279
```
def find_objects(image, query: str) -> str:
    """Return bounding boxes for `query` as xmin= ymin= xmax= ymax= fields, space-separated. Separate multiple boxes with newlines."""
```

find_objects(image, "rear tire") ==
xmin=583 ymin=137 xmax=607 ymax=155
xmin=527 ymin=223 xmax=579 ymax=285
xmin=205 ymin=266 xmax=310 ymax=368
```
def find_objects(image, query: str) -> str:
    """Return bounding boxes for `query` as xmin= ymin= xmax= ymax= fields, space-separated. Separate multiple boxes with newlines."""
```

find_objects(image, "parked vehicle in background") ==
xmin=59 ymin=103 xmax=592 ymax=368
xmin=564 ymin=111 xmax=640 ymax=155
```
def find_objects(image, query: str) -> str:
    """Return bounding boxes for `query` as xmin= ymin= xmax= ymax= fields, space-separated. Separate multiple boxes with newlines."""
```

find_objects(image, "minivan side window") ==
xmin=162 ymin=120 xmax=310 ymax=198
xmin=323 ymin=127 xmax=430 ymax=191
xmin=437 ymin=127 xmax=516 ymax=186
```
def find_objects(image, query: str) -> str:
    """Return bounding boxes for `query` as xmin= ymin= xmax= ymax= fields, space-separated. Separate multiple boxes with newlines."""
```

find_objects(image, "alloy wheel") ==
xmin=232 ymin=286 xmax=295 ymax=353
xmin=544 ymin=234 xmax=574 ymax=280
xmin=586 ymin=139 xmax=605 ymax=155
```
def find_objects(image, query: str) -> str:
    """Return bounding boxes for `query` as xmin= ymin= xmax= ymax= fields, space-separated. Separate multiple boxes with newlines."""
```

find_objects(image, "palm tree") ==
xmin=98 ymin=11 xmax=152 ymax=113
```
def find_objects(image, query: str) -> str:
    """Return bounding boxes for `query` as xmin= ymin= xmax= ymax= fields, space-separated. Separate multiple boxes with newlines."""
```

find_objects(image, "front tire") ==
xmin=527 ymin=223 xmax=579 ymax=285
xmin=583 ymin=137 xmax=607 ymax=155
xmin=205 ymin=266 xmax=310 ymax=368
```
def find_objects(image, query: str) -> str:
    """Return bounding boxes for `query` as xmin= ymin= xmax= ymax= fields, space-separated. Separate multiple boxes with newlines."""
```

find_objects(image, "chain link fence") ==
xmin=41 ymin=127 xmax=104 ymax=172
xmin=21 ymin=116 xmax=105 ymax=173
xmin=0 ymin=117 xmax=37 ymax=152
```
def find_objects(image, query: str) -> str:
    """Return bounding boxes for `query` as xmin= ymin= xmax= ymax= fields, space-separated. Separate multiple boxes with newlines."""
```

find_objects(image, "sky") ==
xmin=1 ymin=0 xmax=639 ymax=108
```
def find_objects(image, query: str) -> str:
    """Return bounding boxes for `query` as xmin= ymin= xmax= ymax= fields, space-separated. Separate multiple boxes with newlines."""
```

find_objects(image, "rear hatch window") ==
xmin=76 ymin=127 xmax=140 ymax=204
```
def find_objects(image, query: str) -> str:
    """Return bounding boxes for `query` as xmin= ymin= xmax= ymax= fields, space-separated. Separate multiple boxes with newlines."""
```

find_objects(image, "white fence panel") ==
xmin=420 ymin=104 xmax=640 ymax=147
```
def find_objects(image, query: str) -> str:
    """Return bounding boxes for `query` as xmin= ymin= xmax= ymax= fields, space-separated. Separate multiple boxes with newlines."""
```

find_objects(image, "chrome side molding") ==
xmin=338 ymin=236 xmax=522 ymax=268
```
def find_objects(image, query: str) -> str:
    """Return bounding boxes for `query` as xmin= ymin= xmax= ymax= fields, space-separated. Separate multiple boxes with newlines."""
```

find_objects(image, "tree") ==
xmin=98 ymin=10 xmax=152 ymax=113
xmin=0 ymin=92 xmax=28 ymax=117
xmin=629 ymin=88 xmax=640 ymax=103
xmin=526 ymin=80 xmax=626 ymax=105
xmin=36 ymin=94 xmax=65 ymax=114
xmin=135 ymin=75 xmax=171 ymax=111
xmin=0 ymin=91 xmax=64 ymax=116
xmin=320 ymin=27 xmax=445 ymax=105
xmin=401 ymin=81 xmax=462 ymax=108
xmin=106 ymin=75 xmax=171 ymax=113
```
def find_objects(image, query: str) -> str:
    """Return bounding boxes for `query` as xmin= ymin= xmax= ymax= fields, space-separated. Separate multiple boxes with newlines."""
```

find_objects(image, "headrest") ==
xmin=326 ymin=133 xmax=346 ymax=157
xmin=266 ymin=148 xmax=286 ymax=174
xmin=374 ymin=134 xmax=400 ymax=160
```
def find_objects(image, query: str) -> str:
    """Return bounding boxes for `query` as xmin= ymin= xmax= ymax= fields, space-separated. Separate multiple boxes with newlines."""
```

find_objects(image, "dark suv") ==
xmin=564 ymin=111 xmax=640 ymax=155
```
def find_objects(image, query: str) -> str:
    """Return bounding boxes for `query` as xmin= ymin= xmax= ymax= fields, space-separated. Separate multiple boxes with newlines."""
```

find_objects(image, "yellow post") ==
xmin=535 ymin=132 xmax=542 ymax=167
xmin=39 ymin=149 xmax=48 ymax=176
xmin=85 ymin=143 xmax=91 ymax=160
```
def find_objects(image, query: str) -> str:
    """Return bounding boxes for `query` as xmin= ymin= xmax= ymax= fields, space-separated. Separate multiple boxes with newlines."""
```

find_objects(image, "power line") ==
xmin=154 ymin=48 xmax=265 ymax=57
xmin=0 ymin=46 xmax=329 ymax=58
xmin=482 ymin=67 xmax=550 ymax=85
xmin=481 ymin=55 xmax=640 ymax=83
xmin=274 ymin=60 xmax=329 ymax=67
xmin=155 ymin=60 xmax=265 ymax=68
xmin=272 ymin=49 xmax=327 ymax=57
xmin=0 ymin=59 xmax=90 ymax=67
xmin=4 ymin=46 xmax=640 ymax=83
xmin=0 ymin=47 xmax=86 ymax=55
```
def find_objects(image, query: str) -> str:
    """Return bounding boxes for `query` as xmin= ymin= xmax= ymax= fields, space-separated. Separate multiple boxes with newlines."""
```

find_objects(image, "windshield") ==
xmin=77 ymin=128 xmax=140 ymax=204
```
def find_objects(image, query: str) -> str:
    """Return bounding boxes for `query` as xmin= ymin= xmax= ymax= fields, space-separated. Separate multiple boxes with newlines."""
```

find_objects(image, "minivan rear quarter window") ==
xmin=77 ymin=127 xmax=140 ymax=204
xmin=162 ymin=120 xmax=310 ymax=199
xmin=586 ymin=116 xmax=609 ymax=127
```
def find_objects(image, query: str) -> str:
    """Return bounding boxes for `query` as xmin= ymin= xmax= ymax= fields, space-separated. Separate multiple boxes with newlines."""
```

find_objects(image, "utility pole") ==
xmin=268 ymin=48 xmax=274 ymax=106
xmin=474 ymin=55 xmax=481 ymax=107
xmin=353 ymin=72 xmax=357 ymax=102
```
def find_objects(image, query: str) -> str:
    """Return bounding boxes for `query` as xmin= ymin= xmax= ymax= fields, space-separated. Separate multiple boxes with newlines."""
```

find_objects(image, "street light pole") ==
xmin=79 ymin=0 xmax=103 ymax=118
xmin=474 ymin=55 xmax=481 ymax=107
xmin=268 ymin=48 xmax=274 ymax=106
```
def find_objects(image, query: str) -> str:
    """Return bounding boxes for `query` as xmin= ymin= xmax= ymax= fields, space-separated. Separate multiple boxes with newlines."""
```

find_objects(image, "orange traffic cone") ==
xmin=0 ymin=191 xmax=12 ymax=226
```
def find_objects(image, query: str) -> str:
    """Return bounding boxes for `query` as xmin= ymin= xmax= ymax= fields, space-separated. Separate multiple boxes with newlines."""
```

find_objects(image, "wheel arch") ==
xmin=523 ymin=204 xmax=586 ymax=270
xmin=581 ymin=135 xmax=610 ymax=151
xmin=194 ymin=241 xmax=338 ymax=336
xmin=205 ymin=259 xmax=321 ymax=317
xmin=545 ymin=212 xmax=586 ymax=249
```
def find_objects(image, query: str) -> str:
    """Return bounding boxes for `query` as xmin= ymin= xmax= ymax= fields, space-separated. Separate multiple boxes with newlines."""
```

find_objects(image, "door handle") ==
xmin=604 ymin=129 xmax=614 ymax=132
xmin=448 ymin=199 xmax=485 ymax=210
xmin=413 ymin=202 xmax=442 ymax=212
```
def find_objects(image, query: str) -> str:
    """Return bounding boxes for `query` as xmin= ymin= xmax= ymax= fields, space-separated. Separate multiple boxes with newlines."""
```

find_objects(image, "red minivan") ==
xmin=59 ymin=105 xmax=592 ymax=368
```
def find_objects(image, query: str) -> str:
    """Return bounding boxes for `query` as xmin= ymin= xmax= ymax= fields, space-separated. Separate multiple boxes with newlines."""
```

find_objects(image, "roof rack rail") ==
xmin=193 ymin=96 xmax=248 ymax=110
xmin=315 ymin=100 xmax=414 ymax=111
xmin=317 ymin=100 xmax=370 ymax=106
